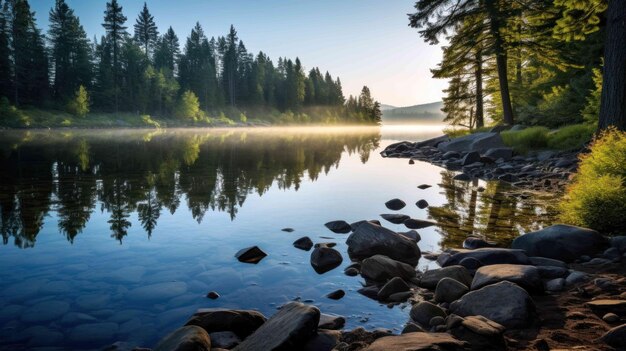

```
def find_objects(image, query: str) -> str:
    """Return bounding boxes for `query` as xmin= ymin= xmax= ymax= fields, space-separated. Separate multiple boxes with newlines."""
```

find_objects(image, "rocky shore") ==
xmin=381 ymin=129 xmax=581 ymax=192
xmin=141 ymin=219 xmax=626 ymax=351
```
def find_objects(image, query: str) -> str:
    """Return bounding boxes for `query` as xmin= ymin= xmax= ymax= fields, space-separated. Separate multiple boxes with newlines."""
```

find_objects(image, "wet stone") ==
xmin=235 ymin=246 xmax=267 ymax=264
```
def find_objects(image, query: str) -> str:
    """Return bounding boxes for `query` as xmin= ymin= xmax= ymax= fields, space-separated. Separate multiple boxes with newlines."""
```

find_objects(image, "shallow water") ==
xmin=0 ymin=126 xmax=557 ymax=349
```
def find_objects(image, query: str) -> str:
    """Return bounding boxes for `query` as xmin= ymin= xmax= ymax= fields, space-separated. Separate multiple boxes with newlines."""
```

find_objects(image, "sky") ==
xmin=30 ymin=0 xmax=446 ymax=107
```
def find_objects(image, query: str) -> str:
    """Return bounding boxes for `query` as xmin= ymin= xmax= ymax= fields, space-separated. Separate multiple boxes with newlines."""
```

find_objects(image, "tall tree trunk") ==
xmin=475 ymin=50 xmax=484 ymax=128
xmin=599 ymin=0 xmax=626 ymax=131
xmin=486 ymin=1 xmax=514 ymax=125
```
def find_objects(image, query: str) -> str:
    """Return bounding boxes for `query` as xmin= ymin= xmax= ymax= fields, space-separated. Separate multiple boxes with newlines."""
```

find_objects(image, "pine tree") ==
xmin=133 ymin=2 xmax=158 ymax=58
xmin=102 ymin=0 xmax=127 ymax=112
xmin=154 ymin=26 xmax=179 ymax=72
xmin=0 ymin=0 xmax=12 ymax=99
xmin=222 ymin=25 xmax=239 ymax=106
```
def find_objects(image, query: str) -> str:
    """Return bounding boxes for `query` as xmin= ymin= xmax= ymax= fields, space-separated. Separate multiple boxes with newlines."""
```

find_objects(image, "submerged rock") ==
xmin=233 ymin=302 xmax=319 ymax=351
xmin=154 ymin=326 xmax=211 ymax=351
xmin=293 ymin=236 xmax=314 ymax=251
xmin=385 ymin=198 xmax=406 ymax=211
xmin=324 ymin=220 xmax=352 ymax=234
xmin=310 ymin=246 xmax=343 ymax=274
xmin=326 ymin=289 xmax=345 ymax=300
xmin=235 ymin=246 xmax=267 ymax=264
xmin=511 ymin=224 xmax=608 ymax=262
xmin=346 ymin=222 xmax=421 ymax=265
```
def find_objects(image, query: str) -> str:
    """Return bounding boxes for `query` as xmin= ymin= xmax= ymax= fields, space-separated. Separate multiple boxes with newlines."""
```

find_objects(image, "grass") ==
xmin=547 ymin=123 xmax=596 ymax=150
xmin=559 ymin=128 xmax=626 ymax=234
xmin=443 ymin=125 xmax=493 ymax=138
xmin=501 ymin=127 xmax=550 ymax=153
xmin=500 ymin=123 xmax=596 ymax=154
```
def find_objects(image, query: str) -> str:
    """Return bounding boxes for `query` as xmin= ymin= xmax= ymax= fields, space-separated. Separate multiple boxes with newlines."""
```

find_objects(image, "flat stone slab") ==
xmin=586 ymin=300 xmax=626 ymax=315
xmin=471 ymin=264 xmax=542 ymax=292
xmin=364 ymin=332 xmax=468 ymax=351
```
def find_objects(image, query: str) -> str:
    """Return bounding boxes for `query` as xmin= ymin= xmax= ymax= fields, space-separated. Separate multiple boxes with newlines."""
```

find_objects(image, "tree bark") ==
xmin=598 ymin=0 xmax=626 ymax=131
xmin=485 ymin=1 xmax=514 ymax=125
xmin=475 ymin=50 xmax=484 ymax=128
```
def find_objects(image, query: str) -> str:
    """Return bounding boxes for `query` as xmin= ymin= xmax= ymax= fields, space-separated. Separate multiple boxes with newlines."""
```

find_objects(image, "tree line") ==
xmin=0 ymin=0 xmax=382 ymax=125
xmin=410 ymin=0 xmax=625 ymax=131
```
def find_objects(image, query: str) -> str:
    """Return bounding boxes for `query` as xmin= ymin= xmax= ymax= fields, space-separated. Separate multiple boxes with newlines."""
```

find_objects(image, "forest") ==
xmin=410 ymin=0 xmax=625 ymax=132
xmin=0 ymin=0 xmax=382 ymax=127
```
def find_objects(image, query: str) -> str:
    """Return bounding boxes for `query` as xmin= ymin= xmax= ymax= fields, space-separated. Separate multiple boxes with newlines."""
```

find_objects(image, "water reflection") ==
xmin=428 ymin=170 xmax=558 ymax=248
xmin=0 ymin=129 xmax=381 ymax=248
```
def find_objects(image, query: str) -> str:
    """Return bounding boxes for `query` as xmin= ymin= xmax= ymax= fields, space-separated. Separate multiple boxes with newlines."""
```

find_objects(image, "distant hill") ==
xmin=380 ymin=104 xmax=398 ymax=111
xmin=382 ymin=101 xmax=445 ymax=124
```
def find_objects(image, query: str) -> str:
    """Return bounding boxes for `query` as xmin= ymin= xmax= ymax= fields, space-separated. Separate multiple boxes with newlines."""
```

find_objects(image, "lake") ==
xmin=0 ymin=126 xmax=557 ymax=349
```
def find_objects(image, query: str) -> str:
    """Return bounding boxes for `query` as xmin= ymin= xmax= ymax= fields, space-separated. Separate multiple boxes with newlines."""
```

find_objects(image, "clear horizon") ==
xmin=30 ymin=0 xmax=446 ymax=107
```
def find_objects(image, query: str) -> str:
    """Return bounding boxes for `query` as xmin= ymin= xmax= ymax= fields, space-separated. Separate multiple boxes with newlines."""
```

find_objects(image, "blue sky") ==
xmin=30 ymin=0 xmax=446 ymax=107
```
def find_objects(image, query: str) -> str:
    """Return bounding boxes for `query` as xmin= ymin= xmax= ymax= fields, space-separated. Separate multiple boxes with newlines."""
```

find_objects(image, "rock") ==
xmin=498 ymin=173 xmax=519 ymax=183
xmin=324 ymin=220 xmax=352 ymax=234
xmin=282 ymin=228 xmax=295 ymax=232
xmin=453 ymin=173 xmax=471 ymax=181
xmin=154 ymin=326 xmax=211 ymax=351
xmin=315 ymin=242 xmax=336 ymax=248
xmin=529 ymin=256 xmax=568 ymax=268
xmin=603 ymin=313 xmax=620 ymax=323
xmin=544 ymin=278 xmax=565 ymax=292
xmin=565 ymin=271 xmax=590 ymax=286
xmin=344 ymin=268 xmax=359 ymax=276
xmin=443 ymin=151 xmax=461 ymax=159
xmin=603 ymin=247 xmax=621 ymax=261
xmin=380 ymin=213 xmax=410 ymax=224
xmin=586 ymin=300 xmax=626 ymax=315
xmin=458 ymin=257 xmax=483 ymax=270
xmin=303 ymin=330 xmax=341 ymax=351
xmin=210 ymin=331 xmax=241 ymax=349
xmin=185 ymin=309 xmax=267 ymax=338
xmin=419 ymin=265 xmax=473 ymax=289
xmin=417 ymin=184 xmax=432 ymax=190
xmin=434 ymin=278 xmax=469 ymax=303
xmin=415 ymin=135 xmax=451 ymax=148
xmin=484 ymin=148 xmax=513 ymax=161
xmin=206 ymin=291 xmax=219 ymax=299
xmin=377 ymin=277 xmax=410 ymax=300
xmin=416 ymin=200 xmax=429 ymax=209
xmin=326 ymin=289 xmax=345 ymax=300
xmin=398 ymin=230 xmax=421 ymax=242
xmin=21 ymin=301 xmax=70 ymax=323
xmin=388 ymin=291 xmax=413 ymax=302
xmin=450 ymin=281 xmax=535 ymax=329
xmin=449 ymin=315 xmax=506 ymax=351
xmin=361 ymin=255 xmax=417 ymax=282
xmin=402 ymin=322 xmax=426 ymax=334
xmin=509 ymin=125 xmax=526 ymax=131
xmin=310 ymin=246 xmax=343 ymax=274
xmin=610 ymin=236 xmax=626 ymax=253
xmin=293 ymin=237 xmax=314 ymax=251
xmin=471 ymin=264 xmax=542 ymax=292
xmin=68 ymin=322 xmax=119 ymax=345
xmin=404 ymin=218 xmax=436 ymax=229
xmin=511 ymin=224 xmax=608 ymax=262
xmin=462 ymin=237 xmax=496 ymax=250
xmin=536 ymin=266 xmax=569 ymax=279
xmin=385 ymin=198 xmax=406 ymax=210
xmin=409 ymin=301 xmax=447 ymax=327
xmin=461 ymin=152 xmax=481 ymax=166
xmin=364 ymin=332 xmax=467 ymax=351
xmin=438 ymin=248 xmax=530 ymax=267
xmin=600 ymin=324 xmax=626 ymax=348
xmin=235 ymin=246 xmax=267 ymax=264
xmin=437 ymin=132 xmax=505 ymax=154
xmin=233 ymin=302 xmax=320 ymax=351
xmin=346 ymin=222 xmax=421 ymax=265
xmin=318 ymin=313 xmax=345 ymax=330
xmin=430 ymin=316 xmax=445 ymax=326
xmin=357 ymin=286 xmax=380 ymax=299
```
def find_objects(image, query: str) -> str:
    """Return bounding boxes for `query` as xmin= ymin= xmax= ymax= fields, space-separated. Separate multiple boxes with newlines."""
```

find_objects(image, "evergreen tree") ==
xmin=178 ymin=22 xmax=218 ymax=110
xmin=0 ymin=0 xmax=12 ymax=99
xmin=133 ymin=2 xmax=158 ymax=58
xmin=102 ymin=0 xmax=127 ymax=112
xmin=221 ymin=25 xmax=239 ymax=106
xmin=154 ymin=26 xmax=179 ymax=72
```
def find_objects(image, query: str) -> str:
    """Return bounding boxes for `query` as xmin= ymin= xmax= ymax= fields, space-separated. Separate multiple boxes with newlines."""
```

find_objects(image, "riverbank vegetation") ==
xmin=0 ymin=0 xmax=382 ymax=128
xmin=410 ymin=0 xmax=625 ymax=133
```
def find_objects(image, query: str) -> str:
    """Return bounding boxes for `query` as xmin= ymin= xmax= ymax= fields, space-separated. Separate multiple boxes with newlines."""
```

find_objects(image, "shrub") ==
xmin=175 ymin=90 xmax=200 ymax=121
xmin=239 ymin=113 xmax=247 ymax=124
xmin=0 ymin=96 xmax=31 ymax=126
xmin=559 ymin=128 xmax=626 ymax=234
xmin=66 ymin=85 xmax=90 ymax=117
xmin=501 ymin=127 xmax=550 ymax=153
xmin=141 ymin=114 xmax=160 ymax=128
xmin=547 ymin=123 xmax=595 ymax=150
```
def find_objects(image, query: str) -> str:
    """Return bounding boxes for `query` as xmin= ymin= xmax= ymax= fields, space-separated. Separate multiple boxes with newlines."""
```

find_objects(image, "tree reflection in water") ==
xmin=0 ymin=129 xmax=380 ymax=248
xmin=429 ymin=170 xmax=558 ymax=249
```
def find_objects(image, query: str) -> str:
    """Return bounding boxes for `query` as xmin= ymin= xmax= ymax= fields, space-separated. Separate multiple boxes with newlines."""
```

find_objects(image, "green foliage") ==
xmin=175 ymin=90 xmax=201 ymax=121
xmin=141 ymin=114 xmax=160 ymax=128
xmin=0 ymin=97 xmax=31 ymax=127
xmin=239 ymin=113 xmax=247 ymax=123
xmin=501 ymin=127 xmax=550 ymax=153
xmin=547 ymin=123 xmax=595 ymax=150
xmin=66 ymin=85 xmax=90 ymax=117
xmin=560 ymin=129 xmax=626 ymax=234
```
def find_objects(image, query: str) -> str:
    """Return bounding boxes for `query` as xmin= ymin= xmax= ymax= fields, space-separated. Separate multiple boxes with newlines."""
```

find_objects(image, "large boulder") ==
xmin=419 ymin=265 xmax=473 ymax=289
xmin=434 ymin=278 xmax=469 ymax=303
xmin=364 ymin=332 xmax=468 ymax=351
xmin=450 ymin=281 xmax=535 ymax=329
xmin=409 ymin=301 xmax=447 ymax=327
xmin=185 ymin=309 xmax=267 ymax=339
xmin=346 ymin=222 xmax=421 ymax=265
xmin=377 ymin=277 xmax=410 ymax=300
xmin=415 ymin=135 xmax=450 ymax=148
xmin=233 ymin=302 xmax=320 ymax=351
xmin=471 ymin=264 xmax=542 ymax=292
xmin=483 ymin=148 xmax=513 ymax=161
xmin=600 ymin=324 xmax=626 ymax=348
xmin=361 ymin=255 xmax=416 ymax=282
xmin=154 ymin=326 xmax=211 ymax=351
xmin=310 ymin=247 xmax=343 ymax=274
xmin=511 ymin=224 xmax=608 ymax=262
xmin=438 ymin=248 xmax=530 ymax=267
xmin=437 ymin=132 xmax=505 ymax=154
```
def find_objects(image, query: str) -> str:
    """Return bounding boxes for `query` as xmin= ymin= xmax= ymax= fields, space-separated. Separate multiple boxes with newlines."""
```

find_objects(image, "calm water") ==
xmin=0 ymin=126 xmax=557 ymax=349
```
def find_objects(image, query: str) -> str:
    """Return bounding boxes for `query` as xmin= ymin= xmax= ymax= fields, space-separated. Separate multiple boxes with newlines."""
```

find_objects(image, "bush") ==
xmin=66 ymin=85 xmax=90 ymax=117
xmin=0 ymin=96 xmax=31 ymax=126
xmin=175 ymin=90 xmax=200 ymax=121
xmin=559 ymin=128 xmax=626 ymax=234
xmin=239 ymin=113 xmax=247 ymax=124
xmin=547 ymin=123 xmax=595 ymax=150
xmin=501 ymin=127 xmax=550 ymax=153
